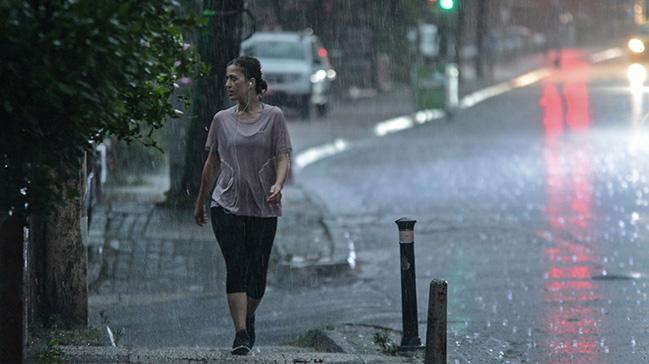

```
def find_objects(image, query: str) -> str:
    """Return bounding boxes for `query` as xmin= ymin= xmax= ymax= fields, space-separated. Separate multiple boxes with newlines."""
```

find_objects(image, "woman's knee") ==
xmin=246 ymin=283 xmax=266 ymax=300
xmin=226 ymin=273 xmax=247 ymax=294
xmin=245 ymin=267 xmax=270 ymax=299
xmin=225 ymin=261 xmax=249 ymax=294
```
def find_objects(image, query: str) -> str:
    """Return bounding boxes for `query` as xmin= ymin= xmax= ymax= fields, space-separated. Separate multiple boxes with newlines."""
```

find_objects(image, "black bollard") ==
xmin=395 ymin=217 xmax=423 ymax=351
xmin=425 ymin=279 xmax=447 ymax=364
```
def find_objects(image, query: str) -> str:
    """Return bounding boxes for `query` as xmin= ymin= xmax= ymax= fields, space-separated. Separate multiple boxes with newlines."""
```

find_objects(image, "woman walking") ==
xmin=194 ymin=56 xmax=292 ymax=355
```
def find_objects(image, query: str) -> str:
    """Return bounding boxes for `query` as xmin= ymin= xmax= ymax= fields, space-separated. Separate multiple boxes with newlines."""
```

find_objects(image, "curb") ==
xmin=271 ymin=184 xmax=354 ymax=284
xmin=295 ymin=329 xmax=346 ymax=353
xmin=295 ymin=324 xmax=410 ymax=358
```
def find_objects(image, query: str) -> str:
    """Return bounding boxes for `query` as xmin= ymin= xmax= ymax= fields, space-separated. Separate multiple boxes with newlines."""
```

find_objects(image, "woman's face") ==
xmin=225 ymin=65 xmax=252 ymax=103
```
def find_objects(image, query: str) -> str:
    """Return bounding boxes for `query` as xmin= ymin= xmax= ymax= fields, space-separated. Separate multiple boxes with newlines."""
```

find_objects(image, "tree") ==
xmin=0 ymin=1 xmax=200 ymax=361
xmin=175 ymin=0 xmax=244 ymax=201
xmin=1 ymin=1 xmax=199 ymax=217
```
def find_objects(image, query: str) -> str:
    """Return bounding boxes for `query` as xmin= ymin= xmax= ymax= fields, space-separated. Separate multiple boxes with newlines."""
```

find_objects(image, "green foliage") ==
xmin=372 ymin=331 xmax=399 ymax=356
xmin=36 ymin=339 xmax=64 ymax=364
xmin=0 ymin=0 xmax=202 ymax=217
xmin=29 ymin=321 xmax=104 ymax=363
xmin=100 ymin=310 xmax=124 ymax=346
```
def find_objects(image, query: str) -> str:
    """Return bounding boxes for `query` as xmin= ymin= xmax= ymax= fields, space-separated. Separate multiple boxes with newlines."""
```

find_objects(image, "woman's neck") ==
xmin=236 ymin=97 xmax=262 ymax=114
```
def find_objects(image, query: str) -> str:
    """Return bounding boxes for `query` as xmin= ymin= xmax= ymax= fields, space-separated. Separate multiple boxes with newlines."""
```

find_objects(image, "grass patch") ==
xmin=29 ymin=322 xmax=104 ymax=364
xmin=372 ymin=331 xmax=399 ymax=356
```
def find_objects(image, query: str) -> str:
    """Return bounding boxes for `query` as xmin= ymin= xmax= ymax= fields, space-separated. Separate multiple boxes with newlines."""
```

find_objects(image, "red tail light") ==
xmin=318 ymin=47 xmax=328 ymax=58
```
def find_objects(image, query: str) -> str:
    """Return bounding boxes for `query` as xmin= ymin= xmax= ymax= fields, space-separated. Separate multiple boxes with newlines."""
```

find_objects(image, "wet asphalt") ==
xmin=297 ymin=52 xmax=649 ymax=363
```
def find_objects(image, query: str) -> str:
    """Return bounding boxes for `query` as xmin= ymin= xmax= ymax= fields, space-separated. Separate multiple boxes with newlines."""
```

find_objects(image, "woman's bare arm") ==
xmin=194 ymin=152 xmax=220 ymax=225
xmin=267 ymin=153 xmax=290 ymax=203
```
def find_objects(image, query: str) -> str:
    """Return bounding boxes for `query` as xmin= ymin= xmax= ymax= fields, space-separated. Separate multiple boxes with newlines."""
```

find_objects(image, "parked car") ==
xmin=627 ymin=24 xmax=649 ymax=62
xmin=241 ymin=30 xmax=336 ymax=119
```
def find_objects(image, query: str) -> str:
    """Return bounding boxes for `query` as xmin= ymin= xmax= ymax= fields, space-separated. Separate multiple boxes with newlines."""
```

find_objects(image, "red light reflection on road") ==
xmin=545 ymin=280 xmax=595 ymax=292
xmin=547 ymin=266 xmax=593 ymax=279
xmin=546 ymin=306 xmax=599 ymax=335
xmin=538 ymin=50 xmax=603 ymax=363
xmin=549 ymin=339 xmax=599 ymax=354
xmin=543 ymin=236 xmax=593 ymax=263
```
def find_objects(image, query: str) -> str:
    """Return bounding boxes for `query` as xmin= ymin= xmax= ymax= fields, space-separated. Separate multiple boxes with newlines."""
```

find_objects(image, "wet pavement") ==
xmin=87 ymin=185 xmax=342 ymax=299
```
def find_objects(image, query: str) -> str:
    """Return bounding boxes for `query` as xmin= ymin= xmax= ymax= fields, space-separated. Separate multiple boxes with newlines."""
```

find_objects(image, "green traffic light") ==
xmin=439 ymin=0 xmax=454 ymax=10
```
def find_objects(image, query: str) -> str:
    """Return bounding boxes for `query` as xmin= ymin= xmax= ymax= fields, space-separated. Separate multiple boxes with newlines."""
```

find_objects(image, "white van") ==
xmin=241 ymin=31 xmax=336 ymax=118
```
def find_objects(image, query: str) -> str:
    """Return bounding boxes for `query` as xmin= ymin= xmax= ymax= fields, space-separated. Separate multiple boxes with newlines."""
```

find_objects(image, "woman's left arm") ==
xmin=267 ymin=153 xmax=290 ymax=203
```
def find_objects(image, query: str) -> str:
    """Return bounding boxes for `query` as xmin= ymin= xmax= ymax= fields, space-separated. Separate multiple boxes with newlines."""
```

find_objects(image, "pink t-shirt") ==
xmin=205 ymin=104 xmax=292 ymax=217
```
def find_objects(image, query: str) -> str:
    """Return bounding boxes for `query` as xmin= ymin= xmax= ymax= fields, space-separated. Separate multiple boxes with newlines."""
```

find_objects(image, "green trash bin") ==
xmin=413 ymin=66 xmax=447 ymax=111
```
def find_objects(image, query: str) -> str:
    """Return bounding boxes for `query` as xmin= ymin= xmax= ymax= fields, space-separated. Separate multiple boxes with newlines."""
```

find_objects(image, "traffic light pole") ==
xmin=438 ymin=14 xmax=450 ymax=61
xmin=434 ymin=0 xmax=459 ymax=65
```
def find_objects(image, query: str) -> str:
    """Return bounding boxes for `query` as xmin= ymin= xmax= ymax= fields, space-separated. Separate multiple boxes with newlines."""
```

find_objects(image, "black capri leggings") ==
xmin=210 ymin=206 xmax=277 ymax=300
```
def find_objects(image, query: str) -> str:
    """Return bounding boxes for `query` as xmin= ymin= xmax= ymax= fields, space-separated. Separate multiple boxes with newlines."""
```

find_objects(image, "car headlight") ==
xmin=628 ymin=38 xmax=645 ymax=54
xmin=310 ymin=69 xmax=327 ymax=83
xmin=627 ymin=63 xmax=647 ymax=86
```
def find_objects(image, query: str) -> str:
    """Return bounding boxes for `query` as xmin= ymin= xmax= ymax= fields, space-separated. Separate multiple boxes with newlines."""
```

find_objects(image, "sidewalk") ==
xmin=87 ymin=184 xmax=348 ymax=299
xmin=52 ymin=322 xmax=424 ymax=362
xmin=55 ymin=344 xmax=419 ymax=363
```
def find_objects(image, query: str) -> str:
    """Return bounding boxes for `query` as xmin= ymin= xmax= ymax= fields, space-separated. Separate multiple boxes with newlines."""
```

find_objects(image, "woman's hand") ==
xmin=267 ymin=184 xmax=282 ymax=204
xmin=194 ymin=201 xmax=207 ymax=226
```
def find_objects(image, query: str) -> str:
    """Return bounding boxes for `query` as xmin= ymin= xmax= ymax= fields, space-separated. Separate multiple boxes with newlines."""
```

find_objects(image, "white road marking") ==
xmin=294 ymin=138 xmax=348 ymax=169
xmin=294 ymin=48 xmax=623 ymax=169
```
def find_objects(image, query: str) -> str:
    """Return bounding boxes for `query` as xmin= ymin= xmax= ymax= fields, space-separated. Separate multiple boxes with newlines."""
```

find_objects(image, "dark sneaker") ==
xmin=231 ymin=330 xmax=250 ymax=355
xmin=246 ymin=314 xmax=256 ymax=349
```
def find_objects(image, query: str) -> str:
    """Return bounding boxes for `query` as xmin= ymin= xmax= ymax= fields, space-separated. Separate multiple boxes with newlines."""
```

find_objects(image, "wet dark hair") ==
xmin=227 ymin=56 xmax=268 ymax=95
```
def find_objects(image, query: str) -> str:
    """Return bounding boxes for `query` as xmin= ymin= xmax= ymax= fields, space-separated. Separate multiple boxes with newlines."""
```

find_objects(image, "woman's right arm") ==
xmin=194 ymin=152 xmax=220 ymax=225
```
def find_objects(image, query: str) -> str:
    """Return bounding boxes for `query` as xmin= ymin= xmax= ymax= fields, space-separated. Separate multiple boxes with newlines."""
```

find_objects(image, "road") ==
xmin=91 ymin=49 xmax=649 ymax=363
xmin=296 ymin=50 xmax=649 ymax=363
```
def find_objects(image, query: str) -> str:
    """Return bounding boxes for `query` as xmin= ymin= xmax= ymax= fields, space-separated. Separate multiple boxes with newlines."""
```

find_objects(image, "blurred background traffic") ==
xmin=98 ymin=0 xmax=646 ymax=199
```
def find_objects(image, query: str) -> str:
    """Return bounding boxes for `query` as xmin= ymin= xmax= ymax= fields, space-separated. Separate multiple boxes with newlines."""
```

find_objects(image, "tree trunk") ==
xmin=27 ymin=212 xmax=47 ymax=327
xmin=0 ymin=214 xmax=24 ymax=363
xmin=43 ymin=166 xmax=88 ymax=328
xmin=175 ymin=0 xmax=244 ymax=202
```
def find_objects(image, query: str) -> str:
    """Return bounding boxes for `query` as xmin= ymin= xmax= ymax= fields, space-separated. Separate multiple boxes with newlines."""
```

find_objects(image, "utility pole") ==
xmin=475 ymin=0 xmax=488 ymax=79
xmin=435 ymin=0 xmax=457 ymax=62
